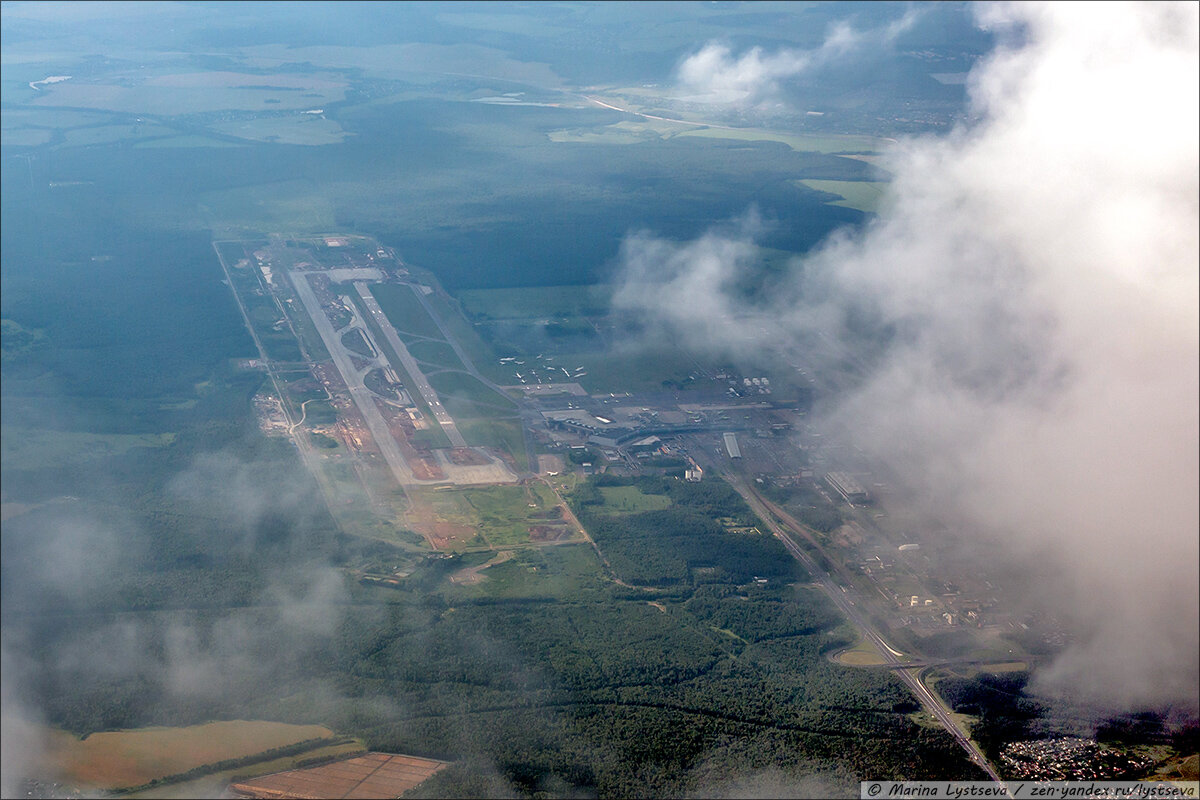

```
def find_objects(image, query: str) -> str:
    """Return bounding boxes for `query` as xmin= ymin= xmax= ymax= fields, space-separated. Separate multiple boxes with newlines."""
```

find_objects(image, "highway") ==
xmin=732 ymin=478 xmax=1006 ymax=785
xmin=353 ymin=282 xmax=468 ymax=449
xmin=290 ymin=271 xmax=418 ymax=485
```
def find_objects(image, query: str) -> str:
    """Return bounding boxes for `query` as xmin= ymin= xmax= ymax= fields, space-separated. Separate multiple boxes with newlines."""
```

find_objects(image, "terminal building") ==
xmin=825 ymin=471 xmax=869 ymax=503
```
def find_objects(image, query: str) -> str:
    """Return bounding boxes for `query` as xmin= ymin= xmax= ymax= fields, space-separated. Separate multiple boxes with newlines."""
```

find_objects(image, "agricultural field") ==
xmin=42 ymin=720 xmax=340 ymax=790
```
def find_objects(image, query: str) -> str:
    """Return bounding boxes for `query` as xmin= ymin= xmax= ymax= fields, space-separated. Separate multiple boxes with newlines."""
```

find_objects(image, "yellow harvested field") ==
xmin=45 ymin=720 xmax=334 ymax=789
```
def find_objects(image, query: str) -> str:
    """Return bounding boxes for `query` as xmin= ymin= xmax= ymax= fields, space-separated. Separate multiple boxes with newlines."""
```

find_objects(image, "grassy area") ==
xmin=418 ymin=288 xmax=502 ymax=374
xmin=425 ymin=484 xmax=572 ymax=548
xmin=134 ymin=135 xmax=245 ymax=149
xmin=346 ymin=292 xmax=448 ymax=443
xmin=61 ymin=124 xmax=175 ymax=147
xmin=569 ymin=346 xmax=706 ymax=394
xmin=428 ymin=370 xmax=514 ymax=410
xmin=457 ymin=417 xmax=528 ymax=472
xmin=28 ymin=74 xmax=346 ymax=116
xmin=677 ymin=126 xmax=891 ymax=154
xmin=0 ymin=127 xmax=54 ymax=146
xmin=458 ymin=284 xmax=611 ymax=320
xmin=210 ymin=116 xmax=350 ymax=146
xmin=43 ymin=720 xmax=335 ymax=790
xmin=406 ymin=339 xmax=464 ymax=370
xmin=596 ymin=485 xmax=673 ymax=514
xmin=445 ymin=543 xmax=608 ymax=601
xmin=830 ymin=635 xmax=890 ymax=667
xmin=798 ymin=179 xmax=890 ymax=213
xmin=370 ymin=284 xmax=444 ymax=340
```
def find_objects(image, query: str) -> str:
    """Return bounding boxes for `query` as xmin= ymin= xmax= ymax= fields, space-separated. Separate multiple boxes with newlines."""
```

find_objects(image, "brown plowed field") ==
xmin=228 ymin=752 xmax=446 ymax=799
xmin=403 ymin=493 xmax=477 ymax=550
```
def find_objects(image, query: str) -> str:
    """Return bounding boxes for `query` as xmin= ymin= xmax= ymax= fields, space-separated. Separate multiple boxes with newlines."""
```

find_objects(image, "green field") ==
xmin=406 ymin=339 xmax=465 ymax=370
xmin=458 ymin=284 xmax=612 ymax=320
xmin=568 ymin=346 xmax=706 ymax=394
xmin=211 ymin=115 xmax=351 ymax=146
xmin=676 ymin=126 xmax=892 ymax=154
xmin=370 ymin=284 xmax=445 ymax=340
xmin=429 ymin=370 xmax=514 ymax=410
xmin=135 ymin=135 xmax=245 ymax=149
xmin=596 ymin=485 xmax=674 ymax=514
xmin=445 ymin=543 xmax=609 ymax=601
xmin=799 ymin=179 xmax=891 ymax=213
xmin=457 ymin=417 xmax=529 ymax=472
xmin=426 ymin=484 xmax=572 ymax=548
xmin=28 ymin=70 xmax=347 ymax=116
xmin=423 ymin=291 xmax=504 ymax=380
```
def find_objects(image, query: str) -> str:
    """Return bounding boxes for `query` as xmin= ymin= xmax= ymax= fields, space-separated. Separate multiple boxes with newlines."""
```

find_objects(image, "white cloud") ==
xmin=674 ymin=8 xmax=923 ymax=107
xmin=622 ymin=1 xmax=1199 ymax=710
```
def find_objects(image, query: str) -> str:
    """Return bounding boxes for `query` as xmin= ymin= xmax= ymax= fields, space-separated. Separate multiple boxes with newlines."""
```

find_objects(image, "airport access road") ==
xmin=731 ymin=477 xmax=1006 ymax=786
xmin=353 ymin=282 xmax=468 ymax=449
xmin=291 ymin=271 xmax=418 ymax=486
xmin=213 ymin=243 xmax=344 ymax=528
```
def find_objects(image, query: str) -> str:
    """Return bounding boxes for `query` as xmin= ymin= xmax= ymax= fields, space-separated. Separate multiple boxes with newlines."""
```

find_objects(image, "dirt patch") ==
xmin=446 ymin=447 xmax=491 ymax=466
xmin=450 ymin=550 xmax=515 ymax=584
xmin=537 ymin=454 xmax=566 ymax=475
xmin=404 ymin=495 xmax=476 ymax=550
xmin=529 ymin=524 xmax=570 ymax=542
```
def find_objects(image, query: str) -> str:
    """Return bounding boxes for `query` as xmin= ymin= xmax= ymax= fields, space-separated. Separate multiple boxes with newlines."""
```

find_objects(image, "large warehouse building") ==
xmin=825 ymin=471 xmax=869 ymax=503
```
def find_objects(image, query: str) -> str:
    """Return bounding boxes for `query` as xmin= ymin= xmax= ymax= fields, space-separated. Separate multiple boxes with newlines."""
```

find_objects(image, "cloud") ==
xmin=1 ymin=634 xmax=51 ymax=798
xmin=674 ymin=9 xmax=922 ymax=107
xmin=619 ymin=1 xmax=1199 ymax=711
xmin=611 ymin=211 xmax=769 ymax=355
